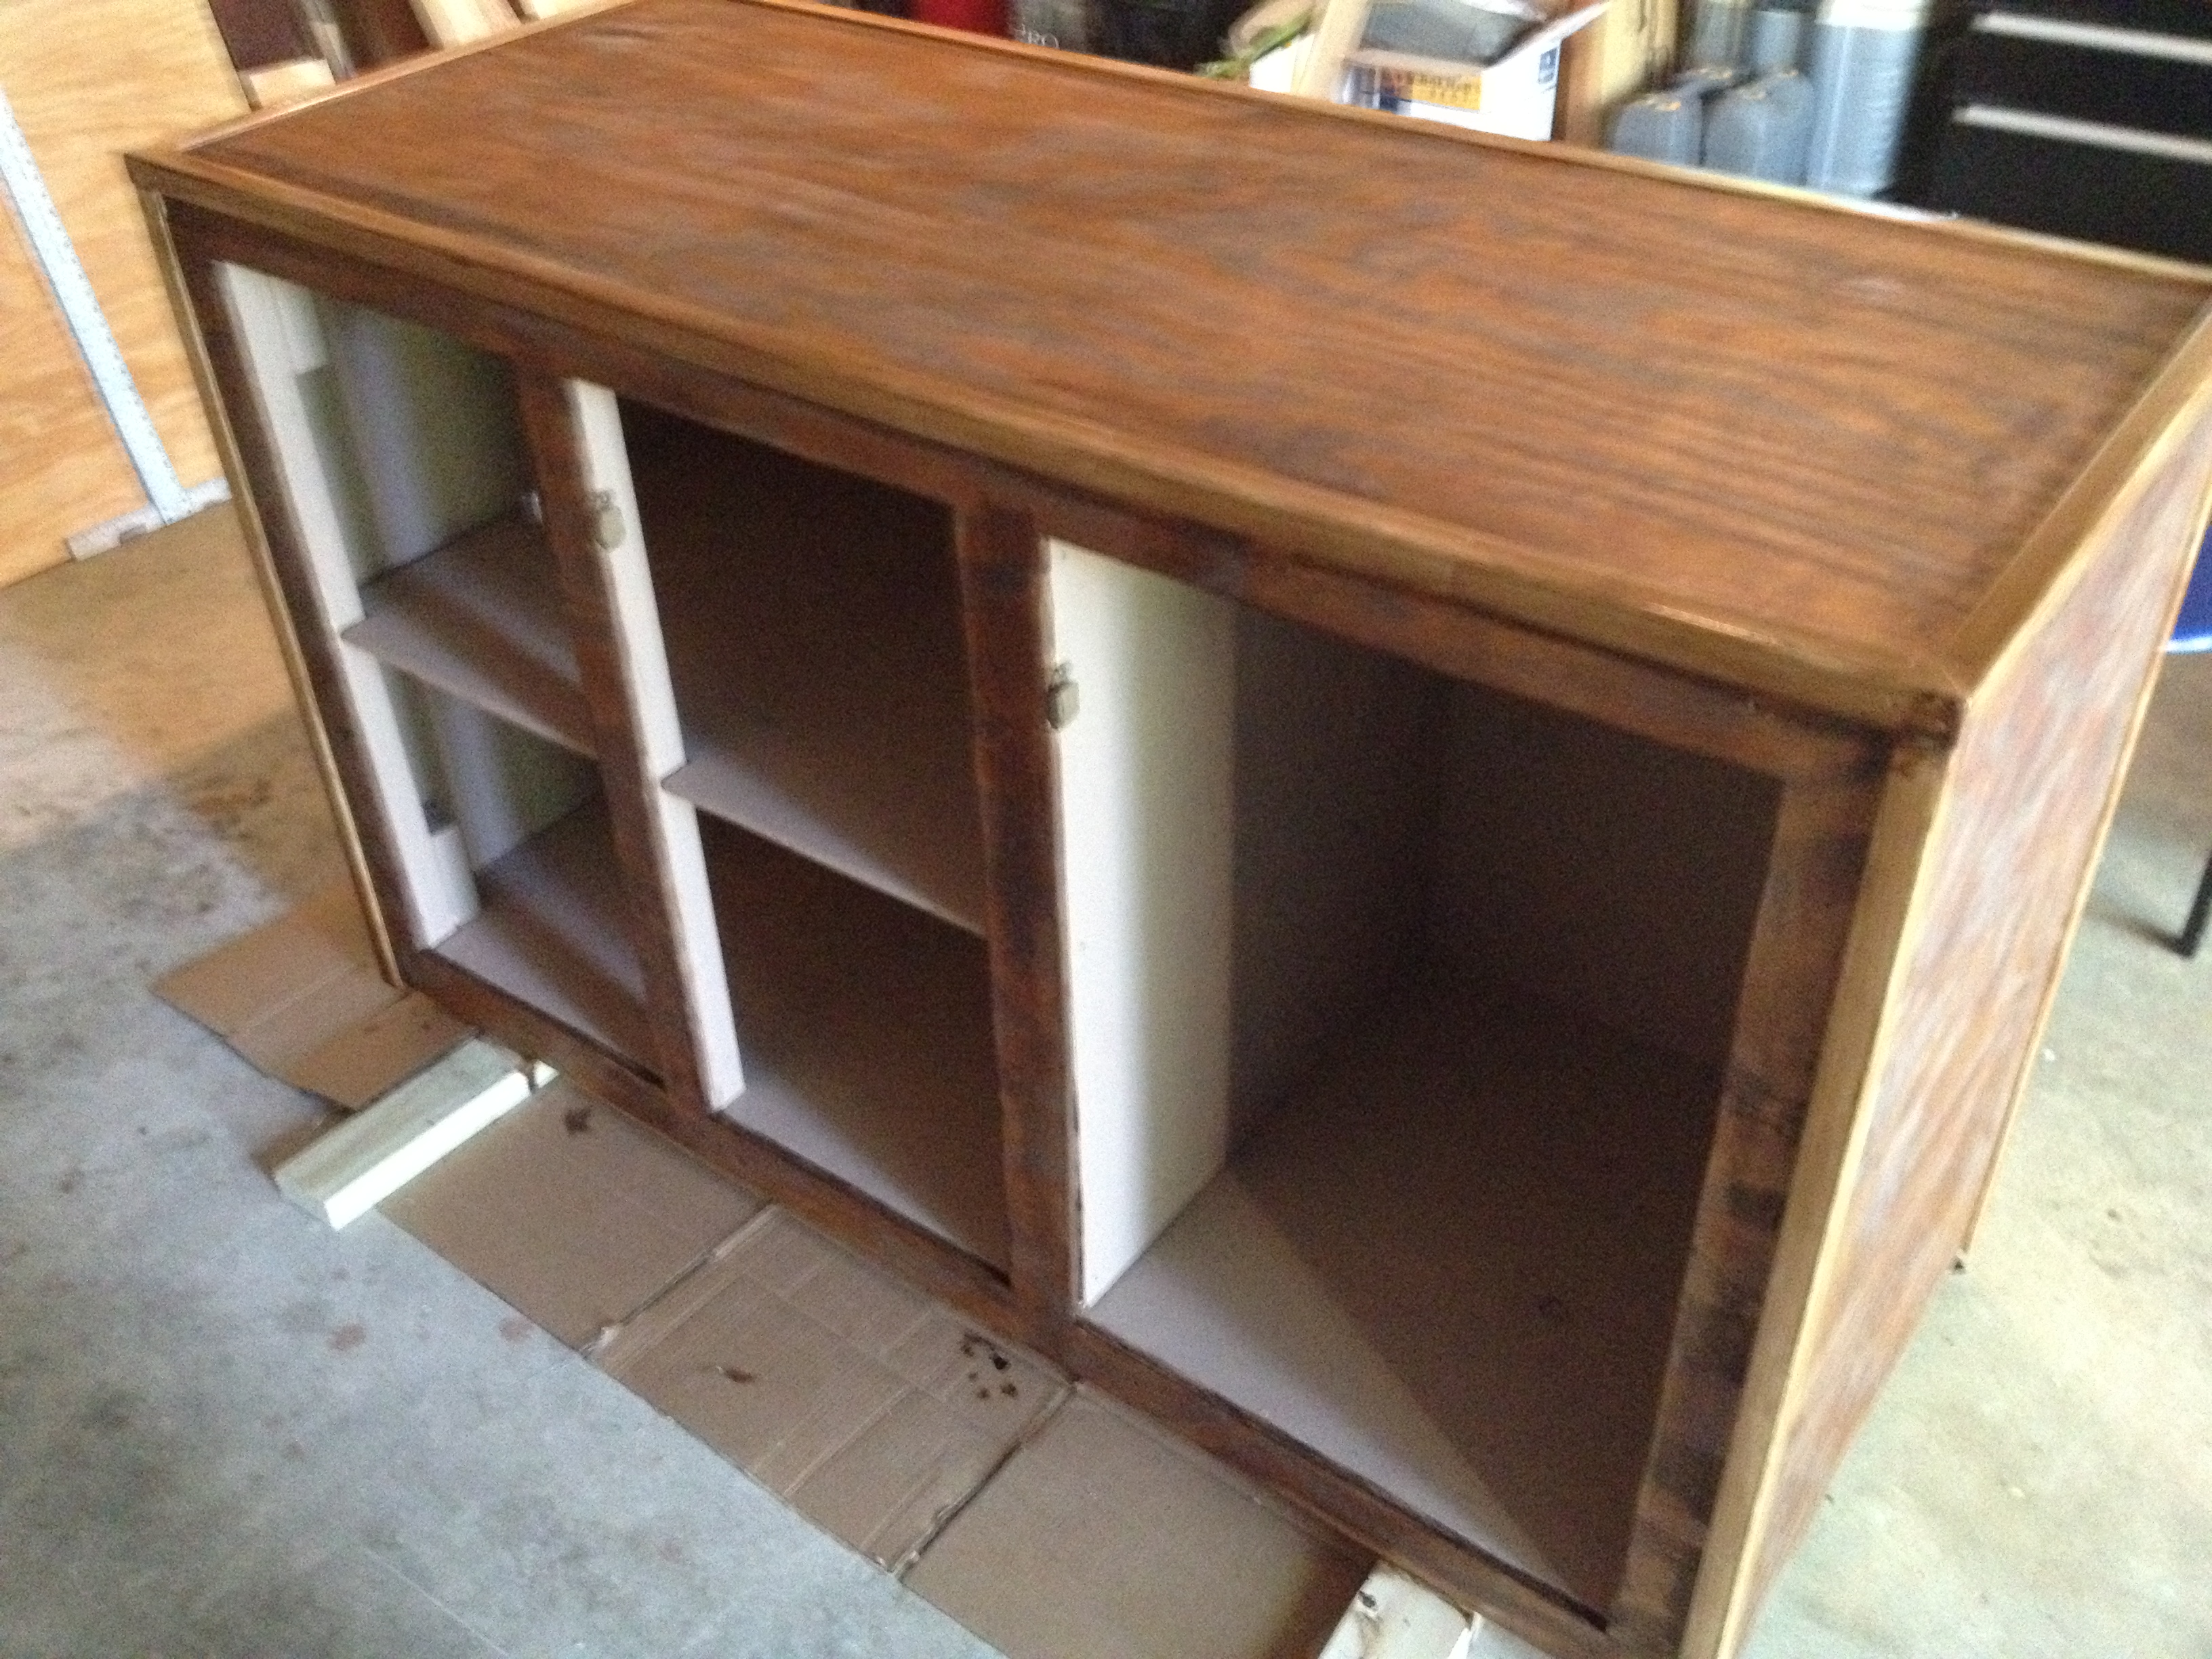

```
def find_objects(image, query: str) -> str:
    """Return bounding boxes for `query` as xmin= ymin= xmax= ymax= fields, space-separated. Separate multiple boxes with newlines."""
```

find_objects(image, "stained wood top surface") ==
xmin=138 ymin=0 xmax=2212 ymax=726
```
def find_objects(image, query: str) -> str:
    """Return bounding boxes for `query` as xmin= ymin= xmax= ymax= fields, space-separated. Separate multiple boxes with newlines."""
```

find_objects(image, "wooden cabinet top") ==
xmin=133 ymin=0 xmax=2212 ymax=733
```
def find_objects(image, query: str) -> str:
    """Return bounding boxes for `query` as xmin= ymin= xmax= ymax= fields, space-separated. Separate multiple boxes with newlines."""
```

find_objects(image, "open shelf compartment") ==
xmin=699 ymin=815 xmax=1010 ymax=1273
xmin=619 ymin=400 xmax=988 ymax=935
xmin=218 ymin=268 xmax=653 ymax=1073
xmin=1053 ymin=545 xmax=1782 ymax=1613
xmin=385 ymin=671 xmax=655 ymax=1074
xmin=343 ymin=511 xmax=590 ymax=754
xmin=219 ymin=265 xmax=586 ymax=753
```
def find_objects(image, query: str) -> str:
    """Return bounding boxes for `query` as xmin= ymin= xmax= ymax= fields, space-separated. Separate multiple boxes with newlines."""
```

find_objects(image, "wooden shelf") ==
xmin=343 ymin=512 xmax=592 ymax=756
xmin=701 ymin=816 xmax=1008 ymax=1273
xmin=435 ymin=795 xmax=654 ymax=1073
xmin=624 ymin=405 xmax=989 ymax=936
xmin=1089 ymin=974 xmax=1719 ymax=1613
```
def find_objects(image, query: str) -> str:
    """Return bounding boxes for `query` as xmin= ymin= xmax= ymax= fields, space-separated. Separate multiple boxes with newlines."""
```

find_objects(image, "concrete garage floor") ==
xmin=1 ymin=507 xmax=2207 ymax=1658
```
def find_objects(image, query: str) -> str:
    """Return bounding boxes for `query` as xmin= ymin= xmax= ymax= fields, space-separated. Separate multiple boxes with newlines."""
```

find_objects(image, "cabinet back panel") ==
xmin=1228 ymin=606 xmax=1447 ymax=1144
xmin=411 ymin=684 xmax=600 ymax=873
xmin=316 ymin=298 xmax=529 ymax=579
xmin=1429 ymin=687 xmax=1782 ymax=1067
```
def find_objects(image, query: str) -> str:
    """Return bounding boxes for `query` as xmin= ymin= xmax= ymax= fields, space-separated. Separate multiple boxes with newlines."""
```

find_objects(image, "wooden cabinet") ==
xmin=130 ymin=6 xmax=2212 ymax=1656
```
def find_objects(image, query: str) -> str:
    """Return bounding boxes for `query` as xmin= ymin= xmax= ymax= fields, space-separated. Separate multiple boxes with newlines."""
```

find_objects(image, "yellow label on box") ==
xmin=1376 ymin=68 xmax=1484 ymax=111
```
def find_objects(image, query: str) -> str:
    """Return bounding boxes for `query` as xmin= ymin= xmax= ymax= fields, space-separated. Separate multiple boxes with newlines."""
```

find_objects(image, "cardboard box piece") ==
xmin=907 ymin=1389 xmax=1372 ymax=1659
xmin=155 ymin=880 xmax=468 ymax=1109
xmin=380 ymin=1080 xmax=764 ymax=1347
xmin=598 ymin=1208 xmax=1068 ymax=1570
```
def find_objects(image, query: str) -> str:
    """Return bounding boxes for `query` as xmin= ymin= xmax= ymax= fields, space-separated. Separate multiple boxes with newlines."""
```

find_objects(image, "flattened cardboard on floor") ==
xmin=380 ymin=1079 xmax=763 ymax=1347
xmin=907 ymin=1388 xmax=1372 ymax=1659
xmin=155 ymin=879 xmax=468 ymax=1109
xmin=598 ymin=1208 xmax=1065 ymax=1571
xmin=165 ymin=892 xmax=1427 ymax=1659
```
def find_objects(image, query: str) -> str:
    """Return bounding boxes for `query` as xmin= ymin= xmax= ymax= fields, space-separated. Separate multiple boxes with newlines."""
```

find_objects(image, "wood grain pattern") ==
xmin=957 ymin=506 xmax=1079 ymax=1336
xmin=1717 ymin=407 xmax=2212 ymax=1659
xmin=515 ymin=368 xmax=710 ymax=1108
xmin=1 ymin=0 xmax=245 ymax=492
xmin=131 ymin=0 xmax=2212 ymax=727
xmin=0 ymin=213 xmax=143 ymax=583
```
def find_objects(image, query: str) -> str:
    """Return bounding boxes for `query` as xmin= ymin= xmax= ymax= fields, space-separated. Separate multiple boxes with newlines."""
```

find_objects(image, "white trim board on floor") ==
xmin=274 ymin=1039 xmax=550 ymax=1227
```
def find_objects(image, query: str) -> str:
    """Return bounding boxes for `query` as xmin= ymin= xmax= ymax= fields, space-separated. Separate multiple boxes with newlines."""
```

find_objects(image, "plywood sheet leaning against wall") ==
xmin=0 ymin=0 xmax=245 ymax=582
xmin=0 ymin=207 xmax=144 ymax=586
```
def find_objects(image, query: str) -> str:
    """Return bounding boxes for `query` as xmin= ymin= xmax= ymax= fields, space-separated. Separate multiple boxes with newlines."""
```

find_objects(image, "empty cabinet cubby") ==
xmin=1054 ymin=546 xmax=1780 ymax=1612
xmin=624 ymin=401 xmax=987 ymax=934
xmin=612 ymin=399 xmax=1009 ymax=1271
xmin=215 ymin=267 xmax=654 ymax=1075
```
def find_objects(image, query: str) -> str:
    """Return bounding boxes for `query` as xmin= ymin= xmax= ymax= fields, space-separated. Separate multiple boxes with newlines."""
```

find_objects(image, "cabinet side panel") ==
xmin=1048 ymin=541 xmax=1237 ymax=1306
xmin=1609 ymin=756 xmax=1882 ymax=1656
xmin=1734 ymin=415 xmax=2212 ymax=1645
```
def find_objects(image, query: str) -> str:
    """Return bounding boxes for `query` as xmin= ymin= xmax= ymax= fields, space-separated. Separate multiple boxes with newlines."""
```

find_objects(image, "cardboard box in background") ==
xmin=1249 ymin=0 xmax=1608 ymax=141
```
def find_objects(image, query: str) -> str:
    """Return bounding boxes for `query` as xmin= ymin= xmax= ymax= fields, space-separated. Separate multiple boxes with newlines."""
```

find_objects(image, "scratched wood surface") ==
xmin=131 ymin=0 xmax=2212 ymax=729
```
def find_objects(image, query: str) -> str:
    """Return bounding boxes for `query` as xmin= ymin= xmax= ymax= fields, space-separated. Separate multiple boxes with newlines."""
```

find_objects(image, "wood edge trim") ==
xmin=131 ymin=165 xmax=1957 ymax=733
xmin=1679 ymin=740 xmax=1955 ymax=1659
xmin=511 ymin=365 xmax=716 ymax=1111
xmin=1059 ymin=1322 xmax=1616 ymax=1659
xmin=146 ymin=192 xmax=405 ymax=987
xmin=955 ymin=502 xmax=1082 ymax=1333
xmin=1959 ymin=444 xmax=2212 ymax=1254
xmin=1216 ymin=541 xmax=1892 ymax=787
xmin=1607 ymin=756 xmax=1887 ymax=1653
xmin=1944 ymin=300 xmax=2212 ymax=693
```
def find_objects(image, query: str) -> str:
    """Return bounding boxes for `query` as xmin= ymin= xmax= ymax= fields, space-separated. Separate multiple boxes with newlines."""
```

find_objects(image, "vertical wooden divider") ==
xmin=1609 ymin=740 xmax=1887 ymax=1657
xmin=516 ymin=367 xmax=714 ymax=1113
xmin=956 ymin=506 xmax=1078 ymax=1340
xmin=171 ymin=241 xmax=420 ymax=985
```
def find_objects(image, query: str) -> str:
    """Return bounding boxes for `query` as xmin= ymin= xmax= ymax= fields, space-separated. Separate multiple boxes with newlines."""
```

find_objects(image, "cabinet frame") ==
xmin=138 ymin=34 xmax=2212 ymax=1654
